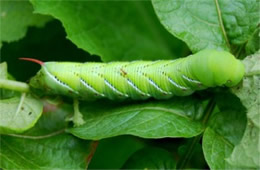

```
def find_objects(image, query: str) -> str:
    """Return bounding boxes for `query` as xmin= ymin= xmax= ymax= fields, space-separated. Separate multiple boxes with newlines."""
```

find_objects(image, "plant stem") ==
xmin=0 ymin=79 xmax=29 ymax=93
xmin=202 ymin=98 xmax=216 ymax=125
xmin=177 ymin=98 xmax=216 ymax=169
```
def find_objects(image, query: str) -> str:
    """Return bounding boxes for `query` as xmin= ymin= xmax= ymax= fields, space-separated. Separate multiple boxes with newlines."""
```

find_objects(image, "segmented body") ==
xmin=28 ymin=50 xmax=245 ymax=100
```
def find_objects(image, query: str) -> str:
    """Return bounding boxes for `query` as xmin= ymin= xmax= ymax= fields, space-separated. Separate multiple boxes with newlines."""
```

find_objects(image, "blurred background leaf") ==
xmin=89 ymin=135 xmax=145 ymax=169
xmin=1 ymin=20 xmax=99 ymax=81
xmin=122 ymin=146 xmax=176 ymax=169
xmin=30 ymin=0 xmax=190 ymax=61
xmin=0 ymin=0 xmax=52 ymax=47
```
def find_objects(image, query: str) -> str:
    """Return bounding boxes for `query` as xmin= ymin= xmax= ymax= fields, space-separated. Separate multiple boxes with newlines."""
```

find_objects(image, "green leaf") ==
xmin=122 ymin=147 xmax=176 ymax=169
xmin=89 ymin=136 xmax=145 ymax=169
xmin=246 ymin=27 xmax=260 ymax=55
xmin=68 ymin=97 xmax=205 ymax=140
xmin=0 ymin=102 xmax=92 ymax=169
xmin=0 ymin=94 xmax=43 ymax=134
xmin=30 ymin=0 xmax=189 ymax=62
xmin=152 ymin=0 xmax=260 ymax=52
xmin=228 ymin=52 xmax=260 ymax=168
xmin=0 ymin=0 xmax=52 ymax=47
xmin=202 ymin=110 xmax=247 ymax=169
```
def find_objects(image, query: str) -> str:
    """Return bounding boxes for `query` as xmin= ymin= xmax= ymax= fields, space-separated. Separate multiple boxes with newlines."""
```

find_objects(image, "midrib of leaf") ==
xmin=133 ymin=1 xmax=174 ymax=57
xmin=6 ymin=93 xmax=27 ymax=127
xmin=14 ymin=93 xmax=26 ymax=116
xmin=214 ymin=0 xmax=231 ymax=50
xmin=87 ymin=106 xmax=195 ymax=121
xmin=5 ymin=129 xmax=65 ymax=139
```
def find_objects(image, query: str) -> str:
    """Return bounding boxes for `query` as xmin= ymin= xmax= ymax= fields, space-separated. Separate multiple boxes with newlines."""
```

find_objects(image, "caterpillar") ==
xmin=21 ymin=49 xmax=244 ymax=101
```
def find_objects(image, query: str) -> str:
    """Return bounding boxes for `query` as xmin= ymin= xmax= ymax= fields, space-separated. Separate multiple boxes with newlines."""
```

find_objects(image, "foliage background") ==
xmin=0 ymin=0 xmax=259 ymax=169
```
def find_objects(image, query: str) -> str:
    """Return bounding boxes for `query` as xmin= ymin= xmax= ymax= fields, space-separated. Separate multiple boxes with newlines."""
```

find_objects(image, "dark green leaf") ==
xmin=1 ymin=20 xmax=96 ymax=82
xmin=246 ymin=27 xmax=260 ymax=55
xmin=89 ymin=136 xmax=145 ymax=169
xmin=68 ymin=97 xmax=205 ymax=140
xmin=202 ymin=110 xmax=247 ymax=169
xmin=152 ymin=0 xmax=260 ymax=52
xmin=0 ymin=102 xmax=92 ymax=169
xmin=30 ymin=0 xmax=189 ymax=61
xmin=0 ymin=0 xmax=51 ymax=46
xmin=122 ymin=147 xmax=176 ymax=169
xmin=177 ymin=139 xmax=207 ymax=169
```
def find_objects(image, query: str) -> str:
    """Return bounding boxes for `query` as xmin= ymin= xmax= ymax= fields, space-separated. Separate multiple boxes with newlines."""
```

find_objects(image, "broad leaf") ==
xmin=152 ymin=0 xmax=260 ymax=52
xmin=68 ymin=97 xmax=205 ymax=140
xmin=228 ymin=52 xmax=260 ymax=168
xmin=0 ymin=102 xmax=92 ymax=169
xmin=0 ymin=94 xmax=43 ymax=134
xmin=0 ymin=0 xmax=51 ymax=47
xmin=202 ymin=110 xmax=247 ymax=169
xmin=122 ymin=147 xmax=176 ymax=169
xmin=30 ymin=0 xmax=189 ymax=61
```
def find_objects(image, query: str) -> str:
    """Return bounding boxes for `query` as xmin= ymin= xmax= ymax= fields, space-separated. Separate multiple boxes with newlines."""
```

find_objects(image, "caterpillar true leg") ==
xmin=72 ymin=99 xmax=85 ymax=127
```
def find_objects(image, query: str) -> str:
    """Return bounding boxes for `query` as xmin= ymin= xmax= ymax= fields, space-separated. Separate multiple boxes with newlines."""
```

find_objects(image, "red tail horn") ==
xmin=19 ymin=58 xmax=44 ymax=66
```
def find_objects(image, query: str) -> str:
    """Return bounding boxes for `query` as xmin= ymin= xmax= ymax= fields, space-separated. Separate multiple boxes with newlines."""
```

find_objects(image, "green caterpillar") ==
xmin=21 ymin=49 xmax=244 ymax=101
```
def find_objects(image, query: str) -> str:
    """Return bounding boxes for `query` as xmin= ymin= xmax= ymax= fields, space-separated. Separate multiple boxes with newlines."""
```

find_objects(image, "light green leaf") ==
xmin=0 ymin=0 xmax=52 ymax=47
xmin=152 ymin=0 xmax=260 ymax=52
xmin=30 ymin=0 xmax=189 ymax=61
xmin=68 ymin=97 xmax=205 ymax=140
xmin=122 ymin=147 xmax=176 ymax=169
xmin=0 ymin=103 xmax=92 ymax=169
xmin=202 ymin=110 xmax=247 ymax=169
xmin=228 ymin=52 xmax=260 ymax=168
xmin=0 ymin=94 xmax=43 ymax=134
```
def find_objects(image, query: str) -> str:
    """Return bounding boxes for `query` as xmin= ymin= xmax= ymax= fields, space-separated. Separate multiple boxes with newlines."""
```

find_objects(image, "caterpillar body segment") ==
xmin=26 ymin=49 xmax=245 ymax=101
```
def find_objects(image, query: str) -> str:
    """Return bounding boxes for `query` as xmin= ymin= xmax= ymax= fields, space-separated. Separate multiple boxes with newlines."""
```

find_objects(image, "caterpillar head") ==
xmin=190 ymin=49 xmax=245 ymax=87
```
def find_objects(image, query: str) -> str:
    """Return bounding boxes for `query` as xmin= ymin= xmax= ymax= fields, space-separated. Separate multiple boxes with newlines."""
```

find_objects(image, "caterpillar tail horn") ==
xmin=19 ymin=58 xmax=44 ymax=66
